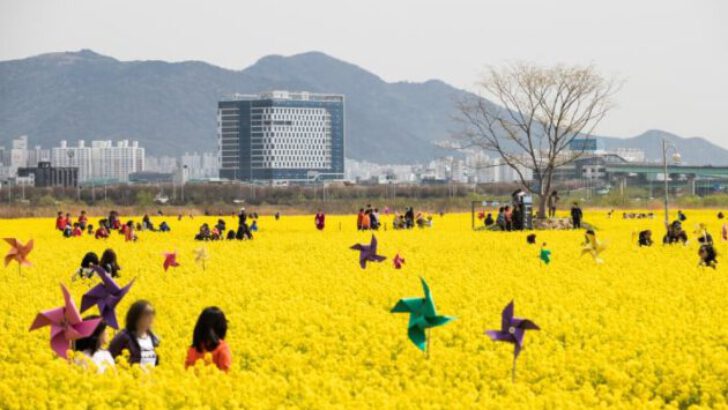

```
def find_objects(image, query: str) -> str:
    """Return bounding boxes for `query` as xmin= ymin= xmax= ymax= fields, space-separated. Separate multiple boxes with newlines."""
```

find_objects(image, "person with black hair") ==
xmin=74 ymin=316 xmax=115 ymax=373
xmin=663 ymin=221 xmax=688 ymax=245
xmin=236 ymin=207 xmax=253 ymax=240
xmin=638 ymin=230 xmax=653 ymax=247
xmin=484 ymin=213 xmax=494 ymax=227
xmin=184 ymin=306 xmax=232 ymax=372
xmin=526 ymin=234 xmax=537 ymax=244
xmin=72 ymin=252 xmax=99 ymax=281
xmin=226 ymin=229 xmax=236 ymax=240
xmin=159 ymin=221 xmax=171 ymax=232
xmin=698 ymin=245 xmax=718 ymax=269
xmin=570 ymin=202 xmax=583 ymax=229
xmin=109 ymin=300 xmax=160 ymax=366
xmin=100 ymin=249 xmax=121 ymax=278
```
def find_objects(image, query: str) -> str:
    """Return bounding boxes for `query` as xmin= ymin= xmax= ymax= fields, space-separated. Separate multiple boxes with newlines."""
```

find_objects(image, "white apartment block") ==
xmin=51 ymin=139 xmax=144 ymax=183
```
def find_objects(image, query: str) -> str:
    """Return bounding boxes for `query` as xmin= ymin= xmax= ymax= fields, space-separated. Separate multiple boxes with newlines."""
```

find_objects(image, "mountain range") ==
xmin=1 ymin=49 xmax=727 ymax=165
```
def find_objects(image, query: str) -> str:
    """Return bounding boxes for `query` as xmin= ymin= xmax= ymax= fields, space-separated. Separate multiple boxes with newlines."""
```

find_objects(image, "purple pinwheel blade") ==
xmin=486 ymin=330 xmax=511 ymax=342
xmin=518 ymin=319 xmax=540 ymax=331
xmin=80 ymin=284 xmax=106 ymax=312
xmin=501 ymin=301 xmax=515 ymax=332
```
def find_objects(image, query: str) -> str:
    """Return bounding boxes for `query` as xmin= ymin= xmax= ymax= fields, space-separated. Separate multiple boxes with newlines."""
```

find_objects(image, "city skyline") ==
xmin=1 ymin=0 xmax=726 ymax=148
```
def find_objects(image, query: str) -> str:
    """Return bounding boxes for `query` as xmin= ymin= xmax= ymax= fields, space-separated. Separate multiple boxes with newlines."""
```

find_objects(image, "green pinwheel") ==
xmin=391 ymin=277 xmax=455 ymax=352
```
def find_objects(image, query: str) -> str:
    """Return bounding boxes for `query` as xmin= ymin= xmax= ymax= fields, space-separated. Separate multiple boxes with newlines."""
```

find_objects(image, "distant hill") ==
xmin=1 ymin=49 xmax=727 ymax=165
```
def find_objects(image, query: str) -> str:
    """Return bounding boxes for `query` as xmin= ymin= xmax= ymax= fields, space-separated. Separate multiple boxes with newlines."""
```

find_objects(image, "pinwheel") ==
xmin=350 ymin=235 xmax=386 ymax=269
xmin=485 ymin=300 xmax=540 ymax=381
xmin=4 ymin=238 xmax=33 ymax=274
xmin=163 ymin=251 xmax=180 ymax=271
xmin=80 ymin=267 xmax=134 ymax=329
xmin=194 ymin=247 xmax=209 ymax=271
xmin=393 ymin=253 xmax=405 ymax=269
xmin=580 ymin=230 xmax=606 ymax=263
xmin=539 ymin=245 xmax=551 ymax=265
xmin=722 ymin=223 xmax=727 ymax=241
xmin=29 ymin=284 xmax=102 ymax=359
xmin=391 ymin=277 xmax=455 ymax=355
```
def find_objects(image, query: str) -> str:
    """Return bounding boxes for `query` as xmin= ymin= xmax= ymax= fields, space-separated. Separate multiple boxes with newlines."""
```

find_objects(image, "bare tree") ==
xmin=454 ymin=62 xmax=618 ymax=218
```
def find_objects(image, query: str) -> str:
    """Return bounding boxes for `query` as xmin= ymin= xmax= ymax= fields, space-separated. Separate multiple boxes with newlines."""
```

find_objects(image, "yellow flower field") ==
xmin=1 ymin=210 xmax=727 ymax=409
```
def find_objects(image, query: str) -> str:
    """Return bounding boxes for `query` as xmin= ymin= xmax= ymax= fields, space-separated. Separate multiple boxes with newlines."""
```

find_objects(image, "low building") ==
xmin=17 ymin=161 xmax=78 ymax=187
xmin=128 ymin=171 xmax=174 ymax=184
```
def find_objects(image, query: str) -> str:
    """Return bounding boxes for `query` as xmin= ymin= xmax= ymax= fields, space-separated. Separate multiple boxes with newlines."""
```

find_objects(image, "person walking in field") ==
xmin=571 ymin=202 xmax=583 ymax=229
xmin=236 ymin=207 xmax=253 ymax=240
xmin=548 ymin=191 xmax=559 ymax=218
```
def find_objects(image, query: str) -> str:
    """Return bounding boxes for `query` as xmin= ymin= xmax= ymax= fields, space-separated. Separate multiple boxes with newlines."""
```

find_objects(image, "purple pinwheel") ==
xmin=350 ymin=235 xmax=386 ymax=269
xmin=486 ymin=300 xmax=539 ymax=380
xmin=80 ymin=266 xmax=134 ymax=329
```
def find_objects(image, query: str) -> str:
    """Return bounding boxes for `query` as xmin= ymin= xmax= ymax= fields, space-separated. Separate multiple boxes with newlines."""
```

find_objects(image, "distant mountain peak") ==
xmin=1 ymin=50 xmax=726 ymax=164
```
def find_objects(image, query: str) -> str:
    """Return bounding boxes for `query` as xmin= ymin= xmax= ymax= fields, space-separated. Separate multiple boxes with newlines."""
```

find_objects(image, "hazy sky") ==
xmin=2 ymin=0 xmax=727 ymax=148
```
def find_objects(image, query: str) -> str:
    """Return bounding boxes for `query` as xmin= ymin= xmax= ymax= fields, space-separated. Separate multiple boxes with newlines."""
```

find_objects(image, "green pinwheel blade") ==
xmin=391 ymin=297 xmax=424 ymax=313
xmin=408 ymin=326 xmax=427 ymax=351
xmin=426 ymin=315 xmax=455 ymax=328
xmin=421 ymin=277 xmax=438 ymax=317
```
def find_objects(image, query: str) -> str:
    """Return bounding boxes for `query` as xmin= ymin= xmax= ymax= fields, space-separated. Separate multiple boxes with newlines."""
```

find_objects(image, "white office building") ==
xmin=51 ymin=139 xmax=144 ymax=183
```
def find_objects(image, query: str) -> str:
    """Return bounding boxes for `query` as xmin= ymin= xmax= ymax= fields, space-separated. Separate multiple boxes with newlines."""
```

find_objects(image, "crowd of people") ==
xmin=194 ymin=207 xmax=256 ymax=241
xmin=55 ymin=210 xmax=171 ymax=241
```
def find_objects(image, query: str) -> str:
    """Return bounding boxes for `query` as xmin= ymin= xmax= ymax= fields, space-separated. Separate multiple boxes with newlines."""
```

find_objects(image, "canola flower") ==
xmin=0 ymin=211 xmax=727 ymax=409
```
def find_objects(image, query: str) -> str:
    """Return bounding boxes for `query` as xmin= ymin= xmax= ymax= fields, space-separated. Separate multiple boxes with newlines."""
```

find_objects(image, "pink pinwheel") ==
xmin=350 ymin=235 xmax=386 ymax=269
xmin=163 ymin=251 xmax=179 ymax=271
xmin=722 ymin=223 xmax=727 ymax=241
xmin=4 ymin=238 xmax=33 ymax=269
xmin=80 ymin=267 xmax=134 ymax=329
xmin=29 ymin=284 xmax=102 ymax=358
xmin=393 ymin=253 xmax=405 ymax=269
xmin=486 ymin=300 xmax=539 ymax=381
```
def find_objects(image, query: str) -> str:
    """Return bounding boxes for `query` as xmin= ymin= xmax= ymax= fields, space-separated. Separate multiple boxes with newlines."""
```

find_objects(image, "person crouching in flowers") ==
xmin=109 ymin=300 xmax=160 ymax=366
xmin=698 ymin=244 xmax=718 ymax=269
xmin=74 ymin=316 xmax=115 ymax=373
xmin=72 ymin=252 xmax=99 ymax=281
xmin=185 ymin=307 xmax=231 ymax=372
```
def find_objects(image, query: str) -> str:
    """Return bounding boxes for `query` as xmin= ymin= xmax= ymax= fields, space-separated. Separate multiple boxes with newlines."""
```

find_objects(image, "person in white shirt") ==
xmin=74 ymin=316 xmax=115 ymax=373
xmin=108 ymin=300 xmax=160 ymax=366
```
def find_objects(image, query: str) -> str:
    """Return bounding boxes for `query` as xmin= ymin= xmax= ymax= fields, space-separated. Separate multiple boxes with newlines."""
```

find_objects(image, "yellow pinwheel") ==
xmin=581 ymin=229 xmax=606 ymax=263
xmin=194 ymin=247 xmax=209 ymax=271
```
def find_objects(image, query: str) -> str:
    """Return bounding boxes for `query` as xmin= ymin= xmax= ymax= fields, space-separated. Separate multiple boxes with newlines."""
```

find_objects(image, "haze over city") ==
xmin=1 ymin=0 xmax=727 ymax=148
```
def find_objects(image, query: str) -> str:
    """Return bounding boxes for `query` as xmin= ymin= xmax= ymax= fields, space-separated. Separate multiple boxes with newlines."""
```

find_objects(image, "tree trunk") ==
xmin=537 ymin=194 xmax=547 ymax=219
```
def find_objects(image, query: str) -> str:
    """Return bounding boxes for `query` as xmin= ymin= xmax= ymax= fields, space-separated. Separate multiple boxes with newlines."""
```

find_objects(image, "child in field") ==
xmin=638 ymin=230 xmax=653 ymax=247
xmin=55 ymin=211 xmax=67 ymax=231
xmin=124 ymin=221 xmax=137 ymax=242
xmin=63 ymin=224 xmax=73 ymax=238
xmin=100 ymin=249 xmax=121 ymax=278
xmin=698 ymin=245 xmax=717 ymax=269
xmin=78 ymin=210 xmax=88 ymax=229
xmin=87 ymin=224 xmax=94 ymax=235
xmin=357 ymin=209 xmax=365 ymax=230
xmin=95 ymin=224 xmax=109 ymax=239
xmin=71 ymin=223 xmax=83 ymax=237
xmin=250 ymin=220 xmax=258 ymax=232
xmin=159 ymin=221 xmax=171 ymax=232
xmin=109 ymin=300 xmax=160 ymax=366
xmin=663 ymin=221 xmax=688 ymax=245
xmin=185 ymin=307 xmax=231 ymax=372
xmin=74 ymin=316 xmax=115 ymax=373
xmin=315 ymin=210 xmax=325 ymax=230
xmin=72 ymin=252 xmax=99 ymax=281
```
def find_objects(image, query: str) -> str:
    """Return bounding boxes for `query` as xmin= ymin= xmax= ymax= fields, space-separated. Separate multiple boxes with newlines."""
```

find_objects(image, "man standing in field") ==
xmin=571 ymin=202 xmax=583 ymax=229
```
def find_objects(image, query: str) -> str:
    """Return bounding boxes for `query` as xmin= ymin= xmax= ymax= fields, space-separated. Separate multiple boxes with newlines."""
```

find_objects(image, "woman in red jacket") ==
xmin=185 ymin=307 xmax=231 ymax=372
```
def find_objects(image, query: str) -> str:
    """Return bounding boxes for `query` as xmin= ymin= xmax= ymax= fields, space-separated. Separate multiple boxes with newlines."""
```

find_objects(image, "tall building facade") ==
xmin=218 ymin=91 xmax=345 ymax=182
xmin=51 ymin=140 xmax=144 ymax=183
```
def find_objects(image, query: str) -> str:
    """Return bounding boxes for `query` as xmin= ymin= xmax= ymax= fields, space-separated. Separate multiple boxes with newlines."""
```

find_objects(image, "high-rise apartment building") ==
xmin=51 ymin=139 xmax=144 ymax=183
xmin=218 ymin=91 xmax=344 ymax=182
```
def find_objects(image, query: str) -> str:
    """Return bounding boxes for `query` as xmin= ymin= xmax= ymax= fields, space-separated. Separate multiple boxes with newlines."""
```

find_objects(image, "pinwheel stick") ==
xmin=512 ymin=355 xmax=517 ymax=383
xmin=425 ymin=329 xmax=431 ymax=359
